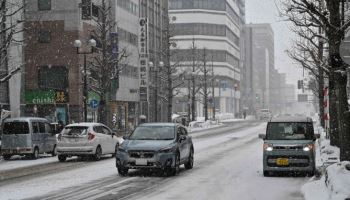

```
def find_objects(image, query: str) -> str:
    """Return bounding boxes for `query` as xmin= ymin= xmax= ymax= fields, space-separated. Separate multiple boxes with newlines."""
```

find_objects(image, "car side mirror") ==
xmin=123 ymin=135 xmax=129 ymax=140
xmin=258 ymin=134 xmax=266 ymax=140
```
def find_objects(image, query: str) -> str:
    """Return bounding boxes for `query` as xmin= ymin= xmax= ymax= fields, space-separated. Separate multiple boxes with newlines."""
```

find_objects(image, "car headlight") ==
xmin=263 ymin=144 xmax=273 ymax=151
xmin=159 ymin=146 xmax=175 ymax=153
xmin=303 ymin=144 xmax=314 ymax=152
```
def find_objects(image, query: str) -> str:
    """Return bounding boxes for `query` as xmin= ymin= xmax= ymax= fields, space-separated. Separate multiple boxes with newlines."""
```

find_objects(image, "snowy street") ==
xmin=0 ymin=121 xmax=309 ymax=200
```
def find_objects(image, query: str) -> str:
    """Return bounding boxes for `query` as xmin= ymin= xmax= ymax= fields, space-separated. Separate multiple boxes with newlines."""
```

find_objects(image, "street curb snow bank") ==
xmin=302 ymin=161 xmax=350 ymax=200
xmin=302 ymin=125 xmax=350 ymax=200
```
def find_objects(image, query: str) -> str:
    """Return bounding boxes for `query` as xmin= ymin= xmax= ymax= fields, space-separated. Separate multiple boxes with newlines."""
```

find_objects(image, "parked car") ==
xmin=56 ymin=123 xmax=123 ymax=162
xmin=116 ymin=123 xmax=194 ymax=176
xmin=1 ymin=117 xmax=57 ymax=160
xmin=258 ymin=109 xmax=272 ymax=121
xmin=259 ymin=116 xmax=320 ymax=176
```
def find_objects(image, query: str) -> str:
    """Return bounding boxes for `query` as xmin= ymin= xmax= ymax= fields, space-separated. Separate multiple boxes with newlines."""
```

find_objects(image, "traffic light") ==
xmin=255 ymin=94 xmax=259 ymax=101
xmin=297 ymin=80 xmax=303 ymax=89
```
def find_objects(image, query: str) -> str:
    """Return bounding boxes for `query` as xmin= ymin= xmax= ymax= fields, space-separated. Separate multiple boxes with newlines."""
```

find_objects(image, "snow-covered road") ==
xmin=0 ymin=122 xmax=308 ymax=200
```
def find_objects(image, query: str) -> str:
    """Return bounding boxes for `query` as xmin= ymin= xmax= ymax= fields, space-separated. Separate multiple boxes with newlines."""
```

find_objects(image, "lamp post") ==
xmin=234 ymin=83 xmax=238 ymax=117
xmin=149 ymin=61 xmax=164 ymax=122
xmin=74 ymin=39 xmax=96 ymax=122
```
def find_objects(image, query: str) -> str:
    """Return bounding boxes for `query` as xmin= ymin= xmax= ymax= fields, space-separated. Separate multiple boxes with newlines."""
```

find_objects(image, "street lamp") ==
xmin=74 ymin=38 xmax=96 ymax=122
xmin=149 ymin=61 xmax=164 ymax=122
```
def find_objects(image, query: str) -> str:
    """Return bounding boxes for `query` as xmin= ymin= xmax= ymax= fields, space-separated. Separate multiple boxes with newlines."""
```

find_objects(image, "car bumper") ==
xmin=57 ymin=146 xmax=95 ymax=156
xmin=263 ymin=151 xmax=315 ymax=172
xmin=1 ymin=148 xmax=33 ymax=155
xmin=116 ymin=151 xmax=176 ymax=169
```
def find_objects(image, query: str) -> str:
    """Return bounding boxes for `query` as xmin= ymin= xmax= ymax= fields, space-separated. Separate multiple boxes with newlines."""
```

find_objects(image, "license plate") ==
xmin=135 ymin=159 xmax=148 ymax=166
xmin=276 ymin=158 xmax=289 ymax=166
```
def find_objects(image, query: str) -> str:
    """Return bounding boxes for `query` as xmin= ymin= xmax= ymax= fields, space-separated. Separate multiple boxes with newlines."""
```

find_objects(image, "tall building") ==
xmin=243 ymin=23 xmax=274 ymax=114
xmin=169 ymin=0 xmax=243 ymax=118
xmin=23 ymin=0 xmax=141 ymax=129
xmin=139 ymin=0 xmax=169 ymax=122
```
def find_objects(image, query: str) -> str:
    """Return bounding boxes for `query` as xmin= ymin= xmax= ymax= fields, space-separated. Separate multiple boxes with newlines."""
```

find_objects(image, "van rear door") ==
xmin=2 ymin=121 xmax=31 ymax=150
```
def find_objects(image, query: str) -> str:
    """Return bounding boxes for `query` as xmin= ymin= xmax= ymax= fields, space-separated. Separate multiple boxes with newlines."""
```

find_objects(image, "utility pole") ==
xmin=203 ymin=48 xmax=208 ymax=121
xmin=211 ymin=56 xmax=215 ymax=120
xmin=191 ymin=38 xmax=196 ymax=122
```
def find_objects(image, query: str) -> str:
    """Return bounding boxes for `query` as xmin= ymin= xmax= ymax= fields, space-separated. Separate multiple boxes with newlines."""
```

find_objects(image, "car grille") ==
xmin=129 ymin=150 xmax=155 ymax=158
xmin=273 ymin=146 xmax=304 ymax=150
xmin=267 ymin=155 xmax=310 ymax=167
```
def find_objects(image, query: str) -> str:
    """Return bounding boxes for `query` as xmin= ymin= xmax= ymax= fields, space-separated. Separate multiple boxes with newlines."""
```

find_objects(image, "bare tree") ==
xmin=90 ymin=0 xmax=128 ymax=125
xmin=0 ymin=0 xmax=23 ymax=83
xmin=281 ymin=0 xmax=350 ymax=160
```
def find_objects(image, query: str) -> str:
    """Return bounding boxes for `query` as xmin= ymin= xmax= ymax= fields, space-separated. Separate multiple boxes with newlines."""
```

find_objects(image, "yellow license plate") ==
xmin=276 ymin=158 xmax=289 ymax=166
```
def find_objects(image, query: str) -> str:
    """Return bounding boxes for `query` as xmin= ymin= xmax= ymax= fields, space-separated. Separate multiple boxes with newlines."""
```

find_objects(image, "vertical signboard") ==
xmin=139 ymin=18 xmax=149 ymax=102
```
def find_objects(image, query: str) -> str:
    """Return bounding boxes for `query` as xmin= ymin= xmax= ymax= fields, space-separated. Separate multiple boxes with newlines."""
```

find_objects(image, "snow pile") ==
xmin=188 ymin=120 xmax=222 ymax=132
xmin=302 ymin=126 xmax=350 ymax=200
xmin=302 ymin=162 xmax=350 ymax=200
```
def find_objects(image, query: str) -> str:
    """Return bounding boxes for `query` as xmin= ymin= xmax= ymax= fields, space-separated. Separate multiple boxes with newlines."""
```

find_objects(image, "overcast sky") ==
xmin=245 ymin=0 xmax=303 ymax=86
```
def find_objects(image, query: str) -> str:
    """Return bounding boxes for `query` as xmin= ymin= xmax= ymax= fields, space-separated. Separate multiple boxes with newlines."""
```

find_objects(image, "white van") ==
xmin=1 ymin=117 xmax=57 ymax=160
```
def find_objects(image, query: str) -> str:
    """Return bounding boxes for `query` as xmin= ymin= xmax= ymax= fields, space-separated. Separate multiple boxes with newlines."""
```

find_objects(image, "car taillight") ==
xmin=88 ymin=132 xmax=96 ymax=141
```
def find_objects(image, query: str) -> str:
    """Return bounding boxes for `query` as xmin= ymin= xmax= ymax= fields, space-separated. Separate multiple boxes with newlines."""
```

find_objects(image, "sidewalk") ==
xmin=301 ymin=126 xmax=350 ymax=200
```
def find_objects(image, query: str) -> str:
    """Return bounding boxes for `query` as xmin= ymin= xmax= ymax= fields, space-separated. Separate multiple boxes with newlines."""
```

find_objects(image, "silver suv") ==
xmin=259 ymin=116 xmax=320 ymax=176
xmin=116 ymin=123 xmax=194 ymax=176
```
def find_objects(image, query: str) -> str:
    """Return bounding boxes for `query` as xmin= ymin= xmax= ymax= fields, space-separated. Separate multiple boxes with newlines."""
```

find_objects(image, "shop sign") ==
xmin=25 ymin=90 xmax=69 ymax=104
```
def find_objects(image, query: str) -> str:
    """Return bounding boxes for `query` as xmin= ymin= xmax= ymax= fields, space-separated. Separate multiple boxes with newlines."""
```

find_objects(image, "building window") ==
xmin=38 ymin=31 xmax=51 ymax=43
xmin=81 ymin=0 xmax=92 ymax=20
xmin=38 ymin=66 xmax=68 ymax=90
xmin=38 ymin=0 xmax=51 ymax=11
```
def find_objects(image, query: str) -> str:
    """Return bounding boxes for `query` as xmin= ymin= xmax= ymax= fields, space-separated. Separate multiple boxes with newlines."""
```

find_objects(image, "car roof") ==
xmin=65 ymin=122 xmax=105 ymax=127
xmin=3 ymin=117 xmax=48 ymax=122
xmin=269 ymin=116 xmax=312 ymax=123
xmin=138 ymin=123 xmax=181 ymax=127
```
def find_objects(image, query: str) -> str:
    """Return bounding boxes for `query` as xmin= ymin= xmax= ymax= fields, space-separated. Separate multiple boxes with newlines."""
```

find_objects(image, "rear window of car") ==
xmin=266 ymin=122 xmax=314 ymax=140
xmin=62 ymin=126 xmax=88 ymax=136
xmin=3 ymin=122 xmax=30 ymax=135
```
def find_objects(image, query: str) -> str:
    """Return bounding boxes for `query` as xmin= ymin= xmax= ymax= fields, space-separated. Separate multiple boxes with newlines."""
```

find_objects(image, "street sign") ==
xmin=90 ymin=99 xmax=99 ymax=108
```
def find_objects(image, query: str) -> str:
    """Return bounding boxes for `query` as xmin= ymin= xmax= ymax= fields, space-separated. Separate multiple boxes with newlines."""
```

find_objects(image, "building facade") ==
xmin=243 ymin=23 xmax=274 ymax=114
xmin=169 ymin=0 xmax=242 ymax=119
xmin=23 ymin=0 xmax=142 ymax=129
xmin=139 ymin=0 xmax=169 ymax=122
xmin=0 ymin=0 xmax=24 ymax=117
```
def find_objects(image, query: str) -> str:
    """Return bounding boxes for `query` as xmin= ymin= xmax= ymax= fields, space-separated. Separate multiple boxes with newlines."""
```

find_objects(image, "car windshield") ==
xmin=129 ymin=126 xmax=175 ymax=140
xmin=2 ymin=122 xmax=29 ymax=135
xmin=266 ymin=122 xmax=314 ymax=140
xmin=62 ymin=126 xmax=88 ymax=136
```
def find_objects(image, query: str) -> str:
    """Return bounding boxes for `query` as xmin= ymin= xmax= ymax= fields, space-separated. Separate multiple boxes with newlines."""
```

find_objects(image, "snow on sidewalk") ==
xmin=302 ymin=162 xmax=350 ymax=200
xmin=302 ymin=126 xmax=350 ymax=200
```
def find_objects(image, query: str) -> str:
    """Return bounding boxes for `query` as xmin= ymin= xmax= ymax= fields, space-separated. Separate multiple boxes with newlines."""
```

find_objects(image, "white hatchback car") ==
xmin=56 ymin=123 xmax=123 ymax=162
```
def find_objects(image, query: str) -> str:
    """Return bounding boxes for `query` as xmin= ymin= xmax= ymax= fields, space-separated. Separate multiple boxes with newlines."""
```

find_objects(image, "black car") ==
xmin=116 ymin=123 xmax=194 ymax=176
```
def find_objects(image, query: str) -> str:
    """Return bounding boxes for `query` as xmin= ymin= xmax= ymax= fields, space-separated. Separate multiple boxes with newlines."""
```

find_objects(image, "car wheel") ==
xmin=58 ymin=155 xmax=67 ymax=162
xmin=3 ymin=155 xmax=11 ymax=160
xmin=306 ymin=170 xmax=315 ymax=177
xmin=263 ymin=170 xmax=270 ymax=177
xmin=112 ymin=143 xmax=119 ymax=157
xmin=32 ymin=147 xmax=39 ymax=160
xmin=93 ymin=146 xmax=102 ymax=161
xmin=167 ymin=153 xmax=180 ymax=176
xmin=184 ymin=148 xmax=194 ymax=170
xmin=118 ymin=167 xmax=129 ymax=176
xmin=51 ymin=145 xmax=57 ymax=157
